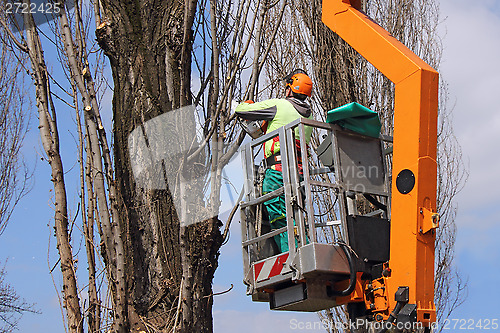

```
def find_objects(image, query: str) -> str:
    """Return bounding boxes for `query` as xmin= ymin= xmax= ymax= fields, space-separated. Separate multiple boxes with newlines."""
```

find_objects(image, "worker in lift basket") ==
xmin=235 ymin=69 xmax=313 ymax=253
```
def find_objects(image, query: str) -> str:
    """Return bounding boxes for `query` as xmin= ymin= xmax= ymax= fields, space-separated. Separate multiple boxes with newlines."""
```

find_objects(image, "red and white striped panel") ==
xmin=254 ymin=253 xmax=289 ymax=283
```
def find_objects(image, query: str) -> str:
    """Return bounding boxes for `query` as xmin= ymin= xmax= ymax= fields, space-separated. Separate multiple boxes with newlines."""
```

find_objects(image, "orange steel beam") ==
xmin=322 ymin=0 xmax=439 ymax=325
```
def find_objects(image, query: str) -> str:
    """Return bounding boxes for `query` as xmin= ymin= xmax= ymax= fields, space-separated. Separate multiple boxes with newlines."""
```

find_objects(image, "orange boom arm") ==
xmin=322 ymin=0 xmax=439 ymax=325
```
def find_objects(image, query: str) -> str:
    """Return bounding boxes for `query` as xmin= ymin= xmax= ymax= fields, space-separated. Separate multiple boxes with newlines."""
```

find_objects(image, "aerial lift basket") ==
xmin=239 ymin=117 xmax=393 ymax=312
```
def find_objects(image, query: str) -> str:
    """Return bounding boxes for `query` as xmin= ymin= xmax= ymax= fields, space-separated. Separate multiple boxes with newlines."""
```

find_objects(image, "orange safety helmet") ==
xmin=285 ymin=70 xmax=312 ymax=97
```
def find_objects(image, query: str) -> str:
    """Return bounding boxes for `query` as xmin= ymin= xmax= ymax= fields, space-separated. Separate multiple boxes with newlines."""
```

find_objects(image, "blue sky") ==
xmin=1 ymin=0 xmax=500 ymax=332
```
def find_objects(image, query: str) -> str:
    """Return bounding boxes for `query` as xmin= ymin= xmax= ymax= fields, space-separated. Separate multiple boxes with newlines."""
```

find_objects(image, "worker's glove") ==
xmin=230 ymin=100 xmax=239 ymax=115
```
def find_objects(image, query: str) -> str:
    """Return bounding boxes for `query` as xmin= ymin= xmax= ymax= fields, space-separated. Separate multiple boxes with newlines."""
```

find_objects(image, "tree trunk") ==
xmin=96 ymin=1 xmax=223 ymax=331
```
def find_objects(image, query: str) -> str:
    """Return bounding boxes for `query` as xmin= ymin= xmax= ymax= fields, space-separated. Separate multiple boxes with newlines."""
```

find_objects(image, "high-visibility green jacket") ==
xmin=235 ymin=97 xmax=313 ymax=170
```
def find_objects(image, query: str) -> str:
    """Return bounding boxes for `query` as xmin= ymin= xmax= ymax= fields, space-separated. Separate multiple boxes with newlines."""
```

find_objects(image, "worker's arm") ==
xmin=234 ymin=99 xmax=281 ymax=121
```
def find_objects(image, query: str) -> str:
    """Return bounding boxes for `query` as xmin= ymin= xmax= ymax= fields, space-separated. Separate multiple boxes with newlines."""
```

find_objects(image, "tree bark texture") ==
xmin=96 ymin=1 xmax=223 ymax=331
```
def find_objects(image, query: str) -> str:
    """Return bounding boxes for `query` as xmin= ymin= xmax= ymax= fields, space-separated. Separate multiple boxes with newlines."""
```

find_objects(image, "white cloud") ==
xmin=439 ymin=0 xmax=500 ymax=218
